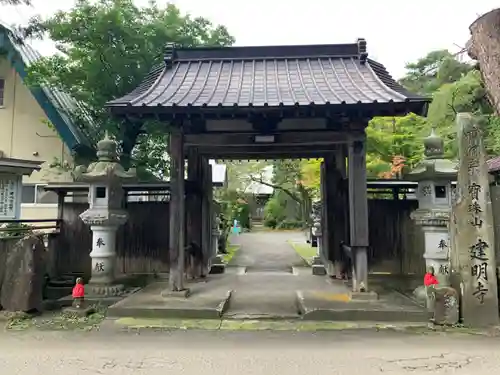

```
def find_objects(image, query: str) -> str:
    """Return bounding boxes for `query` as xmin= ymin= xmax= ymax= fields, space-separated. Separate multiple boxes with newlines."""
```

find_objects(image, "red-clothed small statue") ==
xmin=424 ymin=267 xmax=439 ymax=287
xmin=72 ymin=277 xmax=85 ymax=308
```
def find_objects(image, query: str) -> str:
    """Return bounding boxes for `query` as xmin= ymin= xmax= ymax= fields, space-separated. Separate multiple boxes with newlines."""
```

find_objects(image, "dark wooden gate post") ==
xmin=324 ymin=155 xmax=337 ymax=272
xmin=201 ymin=158 xmax=213 ymax=276
xmin=319 ymin=161 xmax=329 ymax=269
xmin=348 ymin=138 xmax=369 ymax=292
xmin=186 ymin=148 xmax=203 ymax=278
xmin=168 ymin=129 xmax=186 ymax=291
xmin=332 ymin=148 xmax=348 ymax=277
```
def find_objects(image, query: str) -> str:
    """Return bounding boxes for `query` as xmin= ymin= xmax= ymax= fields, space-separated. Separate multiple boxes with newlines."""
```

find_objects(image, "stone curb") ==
xmin=106 ymin=290 xmax=233 ymax=320
xmin=105 ymin=317 xmax=438 ymax=334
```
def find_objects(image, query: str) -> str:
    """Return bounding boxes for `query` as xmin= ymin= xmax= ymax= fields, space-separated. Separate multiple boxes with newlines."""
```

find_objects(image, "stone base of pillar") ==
xmin=86 ymin=283 xmax=125 ymax=297
xmin=209 ymin=254 xmax=225 ymax=274
xmin=351 ymin=291 xmax=378 ymax=301
xmin=312 ymin=264 xmax=327 ymax=275
xmin=161 ymin=288 xmax=190 ymax=298
xmin=311 ymin=256 xmax=322 ymax=265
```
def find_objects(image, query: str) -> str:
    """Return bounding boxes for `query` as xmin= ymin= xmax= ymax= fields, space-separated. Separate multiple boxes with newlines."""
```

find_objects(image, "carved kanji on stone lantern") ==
xmin=72 ymin=133 xmax=136 ymax=296
xmin=407 ymin=127 xmax=458 ymax=290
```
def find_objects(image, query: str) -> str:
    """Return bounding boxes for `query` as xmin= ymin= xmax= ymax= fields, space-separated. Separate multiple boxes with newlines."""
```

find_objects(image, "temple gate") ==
xmin=106 ymin=40 xmax=429 ymax=293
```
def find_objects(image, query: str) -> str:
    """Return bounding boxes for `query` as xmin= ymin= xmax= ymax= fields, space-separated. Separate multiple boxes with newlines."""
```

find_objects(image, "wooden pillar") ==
xmin=319 ymin=161 xmax=329 ymax=265
xmin=324 ymin=156 xmax=337 ymax=267
xmin=186 ymin=148 xmax=203 ymax=278
xmin=333 ymin=147 xmax=348 ymax=278
xmin=200 ymin=158 xmax=212 ymax=276
xmin=168 ymin=129 xmax=186 ymax=291
xmin=56 ymin=191 xmax=66 ymax=226
xmin=207 ymin=164 xmax=214 ymax=262
xmin=348 ymin=138 xmax=369 ymax=292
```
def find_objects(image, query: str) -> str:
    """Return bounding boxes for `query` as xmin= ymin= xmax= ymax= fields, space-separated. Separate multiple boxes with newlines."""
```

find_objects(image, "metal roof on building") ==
xmin=0 ymin=21 xmax=97 ymax=150
xmin=107 ymin=40 xmax=430 ymax=115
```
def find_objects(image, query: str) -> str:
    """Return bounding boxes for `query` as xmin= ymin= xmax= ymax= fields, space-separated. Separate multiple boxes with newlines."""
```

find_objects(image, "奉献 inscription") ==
xmin=438 ymin=240 xmax=448 ymax=250
xmin=94 ymin=262 xmax=104 ymax=272
xmin=439 ymin=264 xmax=449 ymax=275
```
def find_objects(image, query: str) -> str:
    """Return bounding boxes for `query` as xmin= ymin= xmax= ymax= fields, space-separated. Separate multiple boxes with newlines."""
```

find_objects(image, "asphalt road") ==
xmin=1 ymin=329 xmax=500 ymax=374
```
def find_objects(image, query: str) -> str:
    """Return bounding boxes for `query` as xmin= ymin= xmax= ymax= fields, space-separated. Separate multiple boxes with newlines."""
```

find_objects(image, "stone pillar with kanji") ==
xmin=407 ymin=128 xmax=458 ymax=291
xmin=72 ymin=133 xmax=136 ymax=296
xmin=452 ymin=113 xmax=499 ymax=327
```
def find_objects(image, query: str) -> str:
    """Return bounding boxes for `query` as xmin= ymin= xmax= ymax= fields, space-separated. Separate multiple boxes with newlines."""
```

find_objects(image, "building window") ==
xmin=21 ymin=184 xmax=59 ymax=204
xmin=0 ymin=78 xmax=4 ymax=107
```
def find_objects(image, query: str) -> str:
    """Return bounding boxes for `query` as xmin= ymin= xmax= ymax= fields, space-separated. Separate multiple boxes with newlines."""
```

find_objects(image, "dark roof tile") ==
xmin=107 ymin=42 xmax=430 ymax=113
xmin=487 ymin=156 xmax=500 ymax=172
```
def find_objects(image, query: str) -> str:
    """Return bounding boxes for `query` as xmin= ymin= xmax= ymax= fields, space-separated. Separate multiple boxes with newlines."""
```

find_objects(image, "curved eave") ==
xmin=106 ymin=53 xmax=431 ymax=120
xmin=406 ymin=166 xmax=457 ymax=182
xmin=107 ymin=99 xmax=430 ymax=120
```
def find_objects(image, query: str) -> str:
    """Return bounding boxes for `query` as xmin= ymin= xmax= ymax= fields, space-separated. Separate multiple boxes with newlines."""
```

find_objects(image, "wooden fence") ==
xmin=368 ymin=199 xmax=425 ymax=275
xmin=51 ymin=199 xmax=424 ymax=277
xmin=55 ymin=202 xmax=170 ymax=277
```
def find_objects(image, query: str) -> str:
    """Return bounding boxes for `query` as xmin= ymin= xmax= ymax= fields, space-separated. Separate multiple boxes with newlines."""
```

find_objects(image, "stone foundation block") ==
xmin=312 ymin=264 xmax=326 ymax=275
xmin=161 ymin=288 xmax=190 ymax=298
xmin=62 ymin=306 xmax=95 ymax=317
xmin=209 ymin=264 xmax=226 ymax=274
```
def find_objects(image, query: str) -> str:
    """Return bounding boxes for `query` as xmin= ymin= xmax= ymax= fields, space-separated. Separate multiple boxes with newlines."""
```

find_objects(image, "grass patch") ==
xmin=115 ymin=317 xmax=221 ymax=330
xmin=288 ymin=241 xmax=316 ymax=265
xmin=223 ymin=244 xmax=240 ymax=263
xmin=3 ymin=304 xmax=107 ymax=331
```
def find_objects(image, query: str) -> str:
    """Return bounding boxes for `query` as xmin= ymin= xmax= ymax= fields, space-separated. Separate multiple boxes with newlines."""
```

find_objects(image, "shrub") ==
xmin=0 ymin=222 xmax=33 ymax=238
xmin=276 ymin=219 xmax=304 ymax=230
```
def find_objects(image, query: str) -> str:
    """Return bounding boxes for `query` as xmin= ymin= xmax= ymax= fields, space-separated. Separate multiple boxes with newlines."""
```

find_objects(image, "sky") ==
xmin=0 ymin=0 xmax=498 ymax=78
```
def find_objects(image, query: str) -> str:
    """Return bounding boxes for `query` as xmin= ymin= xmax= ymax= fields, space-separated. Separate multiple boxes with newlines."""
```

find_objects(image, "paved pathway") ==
xmin=228 ymin=231 xmax=308 ymax=271
xmin=224 ymin=231 xmax=343 ymax=318
xmin=2 ymin=330 xmax=500 ymax=374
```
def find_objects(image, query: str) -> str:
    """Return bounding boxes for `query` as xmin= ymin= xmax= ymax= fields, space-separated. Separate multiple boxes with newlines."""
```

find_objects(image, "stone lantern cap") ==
xmin=72 ymin=133 xmax=137 ymax=183
xmin=406 ymin=127 xmax=458 ymax=181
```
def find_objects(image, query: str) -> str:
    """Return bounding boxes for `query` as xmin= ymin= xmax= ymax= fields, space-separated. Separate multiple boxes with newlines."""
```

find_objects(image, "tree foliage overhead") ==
xmin=0 ymin=0 xmax=30 ymax=4
xmin=24 ymin=0 xmax=234 ymax=177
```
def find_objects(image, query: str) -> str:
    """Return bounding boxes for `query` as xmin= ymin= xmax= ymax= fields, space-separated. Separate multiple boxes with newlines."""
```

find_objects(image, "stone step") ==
xmin=295 ymin=290 xmax=428 ymax=322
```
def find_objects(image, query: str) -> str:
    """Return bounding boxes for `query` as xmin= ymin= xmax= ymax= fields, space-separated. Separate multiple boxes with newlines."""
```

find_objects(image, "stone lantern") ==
xmin=210 ymin=214 xmax=225 ymax=274
xmin=310 ymin=200 xmax=326 ymax=275
xmin=407 ymin=127 xmax=457 ymax=286
xmin=72 ymin=134 xmax=136 ymax=296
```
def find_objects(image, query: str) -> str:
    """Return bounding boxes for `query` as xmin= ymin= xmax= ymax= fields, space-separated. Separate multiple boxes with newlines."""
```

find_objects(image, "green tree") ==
xmin=427 ymin=70 xmax=500 ymax=157
xmin=25 ymin=0 xmax=234 ymax=176
xmin=0 ymin=0 xmax=30 ymax=4
xmin=366 ymin=113 xmax=428 ymax=176
xmin=398 ymin=50 xmax=472 ymax=94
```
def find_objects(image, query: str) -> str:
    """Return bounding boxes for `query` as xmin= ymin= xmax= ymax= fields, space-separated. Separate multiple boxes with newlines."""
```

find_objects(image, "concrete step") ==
xmin=295 ymin=290 xmax=428 ymax=322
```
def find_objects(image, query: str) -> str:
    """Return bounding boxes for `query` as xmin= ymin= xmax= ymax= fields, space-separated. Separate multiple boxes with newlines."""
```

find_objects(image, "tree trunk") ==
xmin=468 ymin=9 xmax=500 ymax=115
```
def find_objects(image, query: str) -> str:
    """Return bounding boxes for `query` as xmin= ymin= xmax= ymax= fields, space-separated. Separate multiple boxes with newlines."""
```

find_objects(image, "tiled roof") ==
xmin=487 ymin=156 xmax=500 ymax=173
xmin=0 ymin=21 xmax=98 ymax=149
xmin=107 ymin=40 xmax=430 ymax=115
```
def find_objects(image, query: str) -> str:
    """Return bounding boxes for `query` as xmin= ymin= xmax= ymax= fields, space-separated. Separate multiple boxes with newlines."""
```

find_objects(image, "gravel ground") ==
xmin=1 ymin=329 xmax=499 ymax=374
